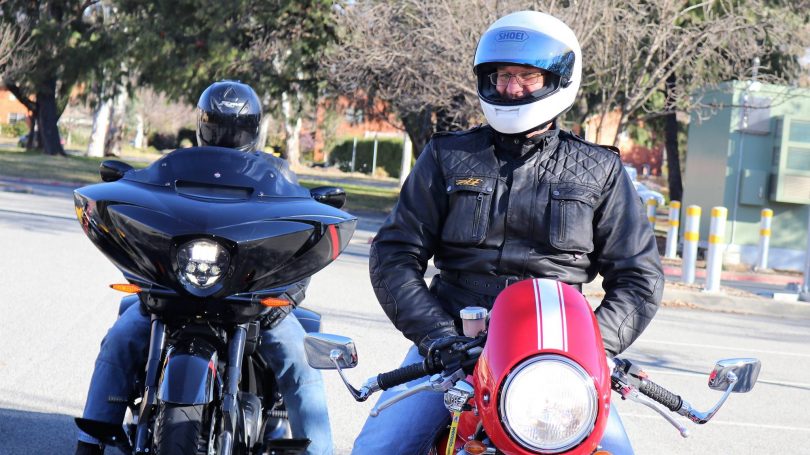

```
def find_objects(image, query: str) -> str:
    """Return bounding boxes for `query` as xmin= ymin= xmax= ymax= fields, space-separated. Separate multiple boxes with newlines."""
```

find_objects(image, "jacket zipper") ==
xmin=473 ymin=193 xmax=485 ymax=238
xmin=558 ymin=200 xmax=567 ymax=243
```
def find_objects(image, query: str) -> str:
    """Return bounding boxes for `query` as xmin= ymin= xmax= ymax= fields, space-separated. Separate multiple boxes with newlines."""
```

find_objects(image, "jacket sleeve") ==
xmin=591 ymin=155 xmax=664 ymax=356
xmin=369 ymin=140 xmax=459 ymax=349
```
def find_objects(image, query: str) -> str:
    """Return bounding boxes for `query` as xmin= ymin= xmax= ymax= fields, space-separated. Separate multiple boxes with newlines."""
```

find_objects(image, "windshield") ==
xmin=125 ymin=146 xmax=310 ymax=198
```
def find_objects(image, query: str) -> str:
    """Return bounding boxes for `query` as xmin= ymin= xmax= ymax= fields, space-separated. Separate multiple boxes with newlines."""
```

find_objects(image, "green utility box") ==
xmin=682 ymin=81 xmax=810 ymax=271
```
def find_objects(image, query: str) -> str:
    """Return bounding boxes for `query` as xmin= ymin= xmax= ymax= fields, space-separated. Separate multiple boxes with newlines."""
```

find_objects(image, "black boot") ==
xmin=75 ymin=441 xmax=103 ymax=455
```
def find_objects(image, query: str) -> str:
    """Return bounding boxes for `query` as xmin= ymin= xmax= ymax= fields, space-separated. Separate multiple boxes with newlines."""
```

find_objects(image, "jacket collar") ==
xmin=493 ymin=123 xmax=560 ymax=159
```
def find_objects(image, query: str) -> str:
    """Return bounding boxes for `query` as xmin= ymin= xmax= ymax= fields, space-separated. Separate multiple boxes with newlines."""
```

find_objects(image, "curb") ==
xmin=0 ymin=174 xmax=85 ymax=189
xmin=662 ymin=265 xmax=801 ymax=287
xmin=662 ymin=288 xmax=810 ymax=319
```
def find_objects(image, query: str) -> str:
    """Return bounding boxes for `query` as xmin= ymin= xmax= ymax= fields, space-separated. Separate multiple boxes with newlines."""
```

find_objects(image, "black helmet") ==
xmin=196 ymin=80 xmax=262 ymax=152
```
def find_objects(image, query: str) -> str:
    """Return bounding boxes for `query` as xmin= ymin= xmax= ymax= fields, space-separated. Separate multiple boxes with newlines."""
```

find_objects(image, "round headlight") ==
xmin=500 ymin=355 xmax=598 ymax=453
xmin=176 ymin=240 xmax=230 ymax=289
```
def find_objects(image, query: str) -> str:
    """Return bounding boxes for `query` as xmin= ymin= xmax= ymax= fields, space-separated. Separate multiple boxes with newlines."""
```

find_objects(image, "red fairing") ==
xmin=471 ymin=279 xmax=612 ymax=454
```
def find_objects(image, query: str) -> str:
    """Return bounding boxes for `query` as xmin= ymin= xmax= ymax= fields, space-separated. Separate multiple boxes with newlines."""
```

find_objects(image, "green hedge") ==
xmin=329 ymin=137 xmax=407 ymax=178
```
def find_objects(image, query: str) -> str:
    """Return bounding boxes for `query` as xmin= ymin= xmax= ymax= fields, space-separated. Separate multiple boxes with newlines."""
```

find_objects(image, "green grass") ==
xmin=0 ymin=147 xmax=398 ymax=214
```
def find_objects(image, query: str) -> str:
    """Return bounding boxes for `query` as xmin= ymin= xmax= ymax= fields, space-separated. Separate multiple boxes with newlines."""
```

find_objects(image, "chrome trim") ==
xmin=498 ymin=355 xmax=598 ymax=453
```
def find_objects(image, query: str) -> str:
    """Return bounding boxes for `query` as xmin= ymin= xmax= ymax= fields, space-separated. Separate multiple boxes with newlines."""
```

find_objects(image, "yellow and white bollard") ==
xmin=704 ymin=206 xmax=728 ymax=292
xmin=665 ymin=201 xmax=681 ymax=259
xmin=681 ymin=205 xmax=701 ymax=284
xmin=756 ymin=208 xmax=773 ymax=270
xmin=646 ymin=198 xmax=658 ymax=229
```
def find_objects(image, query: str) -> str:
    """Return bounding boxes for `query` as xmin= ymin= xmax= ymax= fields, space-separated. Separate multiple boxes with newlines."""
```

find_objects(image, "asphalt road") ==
xmin=0 ymin=185 xmax=808 ymax=454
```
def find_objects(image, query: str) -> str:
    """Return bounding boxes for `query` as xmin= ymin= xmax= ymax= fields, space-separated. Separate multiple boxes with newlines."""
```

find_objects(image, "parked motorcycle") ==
xmin=73 ymin=146 xmax=356 ymax=455
xmin=305 ymin=278 xmax=761 ymax=454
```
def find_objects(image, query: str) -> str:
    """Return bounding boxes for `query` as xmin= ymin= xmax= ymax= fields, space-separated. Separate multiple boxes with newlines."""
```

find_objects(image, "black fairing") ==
xmin=75 ymin=147 xmax=356 ymax=320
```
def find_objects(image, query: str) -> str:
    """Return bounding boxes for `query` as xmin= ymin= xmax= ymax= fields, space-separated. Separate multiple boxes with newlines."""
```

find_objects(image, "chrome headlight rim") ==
xmin=498 ymin=354 xmax=598 ymax=453
xmin=175 ymin=238 xmax=232 ymax=291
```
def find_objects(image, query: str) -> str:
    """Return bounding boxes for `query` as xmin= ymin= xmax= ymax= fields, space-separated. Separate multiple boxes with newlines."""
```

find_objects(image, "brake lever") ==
xmin=369 ymin=369 xmax=467 ymax=417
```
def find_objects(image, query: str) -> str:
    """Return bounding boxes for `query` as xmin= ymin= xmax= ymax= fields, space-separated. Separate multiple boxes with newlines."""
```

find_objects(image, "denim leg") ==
xmin=351 ymin=345 xmax=449 ymax=455
xmin=258 ymin=314 xmax=333 ymax=455
xmin=78 ymin=303 xmax=151 ymax=444
xmin=598 ymin=402 xmax=634 ymax=454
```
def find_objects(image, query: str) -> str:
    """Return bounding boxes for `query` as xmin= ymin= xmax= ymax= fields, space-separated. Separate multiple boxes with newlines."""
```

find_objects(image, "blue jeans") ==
xmin=78 ymin=303 xmax=333 ymax=455
xmin=352 ymin=345 xmax=633 ymax=455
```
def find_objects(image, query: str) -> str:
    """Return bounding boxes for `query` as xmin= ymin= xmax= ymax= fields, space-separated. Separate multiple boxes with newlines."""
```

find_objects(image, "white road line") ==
xmin=620 ymin=412 xmax=810 ymax=433
xmin=640 ymin=339 xmax=810 ymax=358
xmin=641 ymin=369 xmax=810 ymax=389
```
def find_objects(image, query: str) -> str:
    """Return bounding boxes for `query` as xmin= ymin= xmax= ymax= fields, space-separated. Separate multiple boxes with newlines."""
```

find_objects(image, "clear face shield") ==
xmin=474 ymin=26 xmax=575 ymax=106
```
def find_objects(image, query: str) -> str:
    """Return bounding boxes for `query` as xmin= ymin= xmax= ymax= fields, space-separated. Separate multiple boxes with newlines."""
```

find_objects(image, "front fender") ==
xmin=157 ymin=339 xmax=218 ymax=405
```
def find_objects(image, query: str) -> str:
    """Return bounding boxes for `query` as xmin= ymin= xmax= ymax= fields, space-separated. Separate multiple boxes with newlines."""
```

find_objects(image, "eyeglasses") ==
xmin=488 ymin=71 xmax=545 ymax=87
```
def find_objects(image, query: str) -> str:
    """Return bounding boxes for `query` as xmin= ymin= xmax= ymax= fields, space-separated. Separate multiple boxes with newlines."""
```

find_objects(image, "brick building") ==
xmin=0 ymin=88 xmax=31 ymax=126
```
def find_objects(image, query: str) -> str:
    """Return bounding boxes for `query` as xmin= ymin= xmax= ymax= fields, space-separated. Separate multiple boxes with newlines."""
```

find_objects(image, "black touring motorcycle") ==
xmin=74 ymin=147 xmax=356 ymax=454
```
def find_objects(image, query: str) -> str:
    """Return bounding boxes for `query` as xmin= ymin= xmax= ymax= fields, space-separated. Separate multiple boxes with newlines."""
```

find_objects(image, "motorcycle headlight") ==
xmin=499 ymin=355 xmax=598 ymax=453
xmin=176 ymin=239 xmax=230 ymax=289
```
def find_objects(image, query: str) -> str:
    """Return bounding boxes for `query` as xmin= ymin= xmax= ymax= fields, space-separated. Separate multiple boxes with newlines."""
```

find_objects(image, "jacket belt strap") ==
xmin=440 ymin=270 xmax=582 ymax=297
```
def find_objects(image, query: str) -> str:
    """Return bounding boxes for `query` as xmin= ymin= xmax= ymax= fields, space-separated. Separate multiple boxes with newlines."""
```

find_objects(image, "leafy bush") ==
xmin=329 ymin=137 xmax=407 ymax=178
xmin=148 ymin=132 xmax=177 ymax=151
xmin=1 ymin=122 xmax=28 ymax=137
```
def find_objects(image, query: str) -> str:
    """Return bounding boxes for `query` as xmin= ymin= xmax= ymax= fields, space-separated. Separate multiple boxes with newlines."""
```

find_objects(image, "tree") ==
xmin=1 ymin=1 xmax=120 ymax=156
xmin=571 ymin=0 xmax=810 ymax=201
xmin=110 ymin=0 xmax=342 ymax=165
xmin=326 ymin=0 xmax=491 ymax=155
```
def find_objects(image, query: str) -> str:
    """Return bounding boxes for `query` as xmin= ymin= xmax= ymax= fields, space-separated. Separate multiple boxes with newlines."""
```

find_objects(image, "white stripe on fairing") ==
xmin=557 ymin=281 xmax=568 ymax=350
xmin=533 ymin=279 xmax=543 ymax=350
xmin=535 ymin=279 xmax=567 ymax=351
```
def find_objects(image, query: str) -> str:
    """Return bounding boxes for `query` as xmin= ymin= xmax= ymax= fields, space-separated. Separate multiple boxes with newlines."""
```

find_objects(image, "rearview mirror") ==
xmin=310 ymin=186 xmax=347 ymax=209
xmin=708 ymin=358 xmax=761 ymax=393
xmin=99 ymin=160 xmax=134 ymax=182
xmin=304 ymin=333 xmax=358 ymax=370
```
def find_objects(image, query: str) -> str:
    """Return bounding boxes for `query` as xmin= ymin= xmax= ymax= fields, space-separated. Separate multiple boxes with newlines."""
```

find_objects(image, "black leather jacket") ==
xmin=369 ymin=125 xmax=664 ymax=356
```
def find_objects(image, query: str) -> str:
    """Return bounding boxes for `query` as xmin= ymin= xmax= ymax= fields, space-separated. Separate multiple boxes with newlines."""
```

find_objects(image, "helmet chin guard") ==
xmin=474 ymin=11 xmax=582 ymax=135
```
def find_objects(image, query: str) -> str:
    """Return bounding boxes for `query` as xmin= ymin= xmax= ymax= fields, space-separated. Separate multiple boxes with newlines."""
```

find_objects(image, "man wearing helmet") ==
xmin=353 ymin=11 xmax=663 ymax=454
xmin=75 ymin=81 xmax=333 ymax=455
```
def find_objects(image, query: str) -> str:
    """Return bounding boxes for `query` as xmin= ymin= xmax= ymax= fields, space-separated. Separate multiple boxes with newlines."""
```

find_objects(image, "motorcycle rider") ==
xmin=353 ymin=11 xmax=663 ymax=454
xmin=76 ymin=80 xmax=333 ymax=455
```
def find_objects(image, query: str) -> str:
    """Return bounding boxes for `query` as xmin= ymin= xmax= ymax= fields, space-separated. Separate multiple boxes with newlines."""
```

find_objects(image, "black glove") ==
xmin=422 ymin=335 xmax=477 ymax=374
xmin=417 ymin=327 xmax=460 ymax=357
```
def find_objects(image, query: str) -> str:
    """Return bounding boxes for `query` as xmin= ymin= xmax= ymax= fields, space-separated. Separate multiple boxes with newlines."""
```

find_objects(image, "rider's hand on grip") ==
xmin=424 ymin=335 xmax=476 ymax=374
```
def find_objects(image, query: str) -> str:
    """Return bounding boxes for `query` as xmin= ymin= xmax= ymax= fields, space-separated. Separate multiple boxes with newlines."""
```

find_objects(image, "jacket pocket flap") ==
xmin=446 ymin=176 xmax=496 ymax=194
xmin=550 ymin=185 xmax=599 ymax=205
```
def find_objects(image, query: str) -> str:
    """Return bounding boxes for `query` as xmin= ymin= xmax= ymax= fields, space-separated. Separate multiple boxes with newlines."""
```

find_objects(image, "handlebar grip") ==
xmin=376 ymin=362 xmax=429 ymax=391
xmin=639 ymin=378 xmax=683 ymax=412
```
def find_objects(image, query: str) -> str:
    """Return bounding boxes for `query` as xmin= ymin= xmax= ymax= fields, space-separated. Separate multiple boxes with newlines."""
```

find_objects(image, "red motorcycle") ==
xmin=304 ymin=278 xmax=760 ymax=454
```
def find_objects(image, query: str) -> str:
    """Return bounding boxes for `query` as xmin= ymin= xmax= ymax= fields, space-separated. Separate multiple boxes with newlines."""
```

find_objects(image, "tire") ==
xmin=154 ymin=403 xmax=206 ymax=455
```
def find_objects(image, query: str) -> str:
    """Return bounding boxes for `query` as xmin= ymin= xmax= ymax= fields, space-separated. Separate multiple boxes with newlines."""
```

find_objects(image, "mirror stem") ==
xmin=678 ymin=371 xmax=738 ymax=424
xmin=329 ymin=349 xmax=378 ymax=402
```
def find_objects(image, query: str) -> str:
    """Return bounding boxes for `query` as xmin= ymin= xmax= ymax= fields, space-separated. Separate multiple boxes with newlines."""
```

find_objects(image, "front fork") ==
xmin=134 ymin=315 xmax=166 ymax=454
xmin=133 ymin=319 xmax=249 ymax=455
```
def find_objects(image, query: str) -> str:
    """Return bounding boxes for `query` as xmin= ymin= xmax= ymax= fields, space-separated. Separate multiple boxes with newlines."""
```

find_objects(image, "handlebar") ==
xmin=638 ymin=377 xmax=683 ymax=412
xmin=376 ymin=362 xmax=431 ymax=390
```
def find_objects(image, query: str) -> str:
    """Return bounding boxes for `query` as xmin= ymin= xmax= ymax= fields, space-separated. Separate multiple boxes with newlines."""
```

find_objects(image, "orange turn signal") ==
xmin=462 ymin=440 xmax=487 ymax=455
xmin=593 ymin=451 xmax=613 ymax=455
xmin=260 ymin=297 xmax=290 ymax=307
xmin=110 ymin=283 xmax=142 ymax=293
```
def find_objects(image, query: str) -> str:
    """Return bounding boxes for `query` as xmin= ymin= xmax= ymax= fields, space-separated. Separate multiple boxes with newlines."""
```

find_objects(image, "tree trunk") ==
xmin=281 ymin=90 xmax=301 ymax=166
xmin=134 ymin=114 xmax=145 ymax=149
xmin=36 ymin=79 xmax=65 ymax=156
xmin=87 ymin=97 xmax=112 ymax=157
xmin=104 ymin=87 xmax=129 ymax=157
xmin=257 ymin=114 xmax=272 ymax=153
xmin=401 ymin=108 xmax=434 ymax=158
xmin=664 ymin=73 xmax=683 ymax=202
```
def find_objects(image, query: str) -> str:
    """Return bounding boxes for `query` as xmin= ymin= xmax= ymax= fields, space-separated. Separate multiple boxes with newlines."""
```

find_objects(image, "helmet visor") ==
xmin=198 ymin=111 xmax=260 ymax=151
xmin=474 ymin=26 xmax=575 ymax=81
